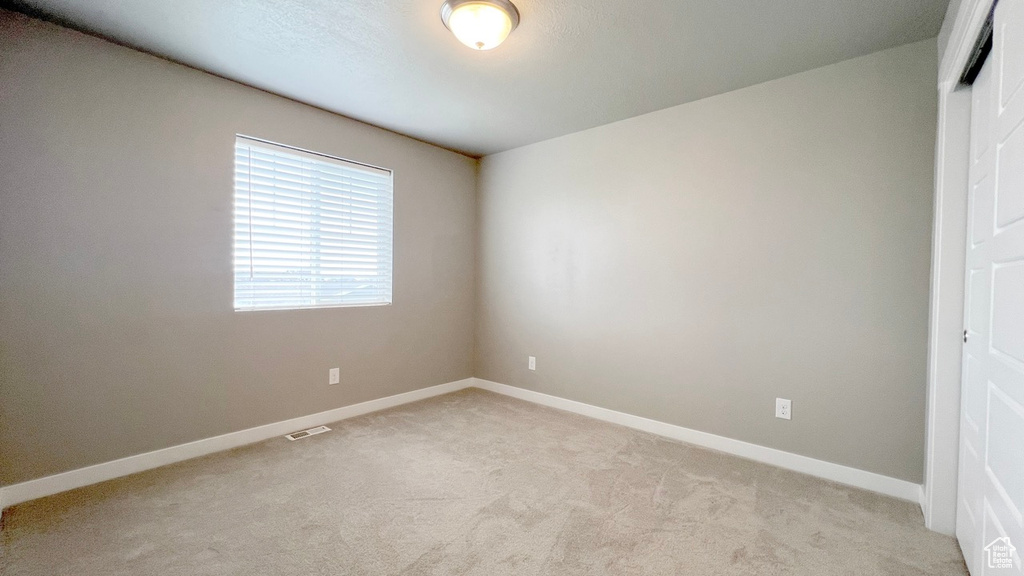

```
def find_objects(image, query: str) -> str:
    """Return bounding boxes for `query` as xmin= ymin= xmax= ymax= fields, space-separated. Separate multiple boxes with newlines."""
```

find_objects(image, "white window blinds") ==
xmin=233 ymin=136 xmax=393 ymax=311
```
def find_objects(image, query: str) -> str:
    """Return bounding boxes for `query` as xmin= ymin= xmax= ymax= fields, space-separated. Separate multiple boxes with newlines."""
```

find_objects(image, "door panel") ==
xmin=991 ymin=262 xmax=1024 ymax=365
xmin=998 ymin=0 xmax=1024 ymax=109
xmin=958 ymin=1 xmax=1024 ymax=573
xmin=995 ymin=121 xmax=1024 ymax=228
xmin=959 ymin=48 xmax=993 ymax=576
xmin=985 ymin=382 xmax=1024 ymax=522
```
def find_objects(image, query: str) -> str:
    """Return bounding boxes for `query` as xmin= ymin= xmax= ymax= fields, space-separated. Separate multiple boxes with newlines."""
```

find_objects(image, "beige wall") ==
xmin=938 ymin=0 xmax=965 ymax=62
xmin=476 ymin=39 xmax=938 ymax=482
xmin=1 ymin=9 xmax=941 ymax=489
xmin=0 ymin=12 xmax=477 ymax=485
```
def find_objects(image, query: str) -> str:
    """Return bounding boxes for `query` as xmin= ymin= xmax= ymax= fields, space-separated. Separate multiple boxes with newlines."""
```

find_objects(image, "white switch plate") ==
xmin=528 ymin=356 xmax=536 ymax=371
xmin=775 ymin=398 xmax=791 ymax=420
xmin=329 ymin=368 xmax=340 ymax=385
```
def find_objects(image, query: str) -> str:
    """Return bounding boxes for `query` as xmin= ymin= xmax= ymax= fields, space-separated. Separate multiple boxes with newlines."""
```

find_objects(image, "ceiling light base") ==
xmin=440 ymin=0 xmax=520 ymax=50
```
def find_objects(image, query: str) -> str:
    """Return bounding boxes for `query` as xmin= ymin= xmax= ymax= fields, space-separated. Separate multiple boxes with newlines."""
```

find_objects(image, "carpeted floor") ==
xmin=0 ymin=388 xmax=967 ymax=575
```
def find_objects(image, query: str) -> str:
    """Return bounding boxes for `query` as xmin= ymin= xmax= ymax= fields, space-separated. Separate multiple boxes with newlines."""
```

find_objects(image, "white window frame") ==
xmin=233 ymin=135 xmax=394 ymax=312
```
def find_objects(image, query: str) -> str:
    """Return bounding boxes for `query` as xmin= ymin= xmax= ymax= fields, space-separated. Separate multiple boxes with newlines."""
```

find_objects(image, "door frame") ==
xmin=923 ymin=0 xmax=998 ymax=536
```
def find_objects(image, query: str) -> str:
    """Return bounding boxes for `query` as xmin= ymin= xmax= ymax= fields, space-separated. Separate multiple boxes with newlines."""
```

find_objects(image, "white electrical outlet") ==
xmin=329 ymin=368 xmax=340 ymax=385
xmin=528 ymin=356 xmax=536 ymax=371
xmin=775 ymin=398 xmax=791 ymax=420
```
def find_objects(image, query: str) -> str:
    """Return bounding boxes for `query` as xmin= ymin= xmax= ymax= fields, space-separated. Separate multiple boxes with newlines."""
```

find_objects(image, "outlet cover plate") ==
xmin=775 ymin=398 xmax=791 ymax=420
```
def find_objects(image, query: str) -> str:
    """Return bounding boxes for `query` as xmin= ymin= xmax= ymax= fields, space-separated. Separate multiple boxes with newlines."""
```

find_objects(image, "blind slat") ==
xmin=234 ymin=226 xmax=395 ymax=246
xmin=236 ymin=194 xmax=392 ymax=217
xmin=235 ymin=178 xmax=394 ymax=204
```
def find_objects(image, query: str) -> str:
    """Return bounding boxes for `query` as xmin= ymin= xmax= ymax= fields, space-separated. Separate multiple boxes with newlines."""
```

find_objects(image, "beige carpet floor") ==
xmin=1 ymin=388 xmax=967 ymax=575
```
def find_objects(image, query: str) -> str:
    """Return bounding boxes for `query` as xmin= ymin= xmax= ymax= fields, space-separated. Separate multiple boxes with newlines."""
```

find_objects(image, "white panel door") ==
xmin=958 ymin=0 xmax=1024 ymax=574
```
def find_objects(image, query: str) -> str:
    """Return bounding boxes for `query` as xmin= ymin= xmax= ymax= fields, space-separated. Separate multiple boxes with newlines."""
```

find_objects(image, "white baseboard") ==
xmin=0 ymin=378 xmax=475 ymax=510
xmin=471 ymin=378 xmax=922 ymax=502
xmin=0 ymin=376 xmax=922 ymax=513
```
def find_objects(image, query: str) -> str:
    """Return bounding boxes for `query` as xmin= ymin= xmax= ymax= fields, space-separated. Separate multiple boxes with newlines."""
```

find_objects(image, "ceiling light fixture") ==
xmin=440 ymin=0 xmax=520 ymax=51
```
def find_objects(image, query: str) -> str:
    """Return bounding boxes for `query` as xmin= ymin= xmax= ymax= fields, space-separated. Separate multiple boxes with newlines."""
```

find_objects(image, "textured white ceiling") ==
xmin=7 ymin=0 xmax=948 ymax=157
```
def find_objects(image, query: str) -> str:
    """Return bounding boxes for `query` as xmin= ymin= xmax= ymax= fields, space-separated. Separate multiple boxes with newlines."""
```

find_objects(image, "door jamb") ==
xmin=922 ymin=0 xmax=997 ymax=535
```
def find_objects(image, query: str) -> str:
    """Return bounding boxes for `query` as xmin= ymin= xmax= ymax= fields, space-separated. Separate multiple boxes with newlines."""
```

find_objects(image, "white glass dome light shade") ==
xmin=440 ymin=0 xmax=520 ymax=51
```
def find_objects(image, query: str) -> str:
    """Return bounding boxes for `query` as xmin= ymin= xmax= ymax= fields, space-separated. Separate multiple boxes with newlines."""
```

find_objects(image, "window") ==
xmin=233 ymin=136 xmax=393 ymax=311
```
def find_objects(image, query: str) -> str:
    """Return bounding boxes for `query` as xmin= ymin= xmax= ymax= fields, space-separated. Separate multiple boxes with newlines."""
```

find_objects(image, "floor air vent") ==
xmin=285 ymin=425 xmax=331 ymax=441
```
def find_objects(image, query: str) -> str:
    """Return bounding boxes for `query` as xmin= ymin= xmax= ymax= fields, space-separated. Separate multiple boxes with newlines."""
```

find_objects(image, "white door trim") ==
xmin=940 ymin=0 xmax=1000 ymax=85
xmin=923 ymin=0 xmax=997 ymax=535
